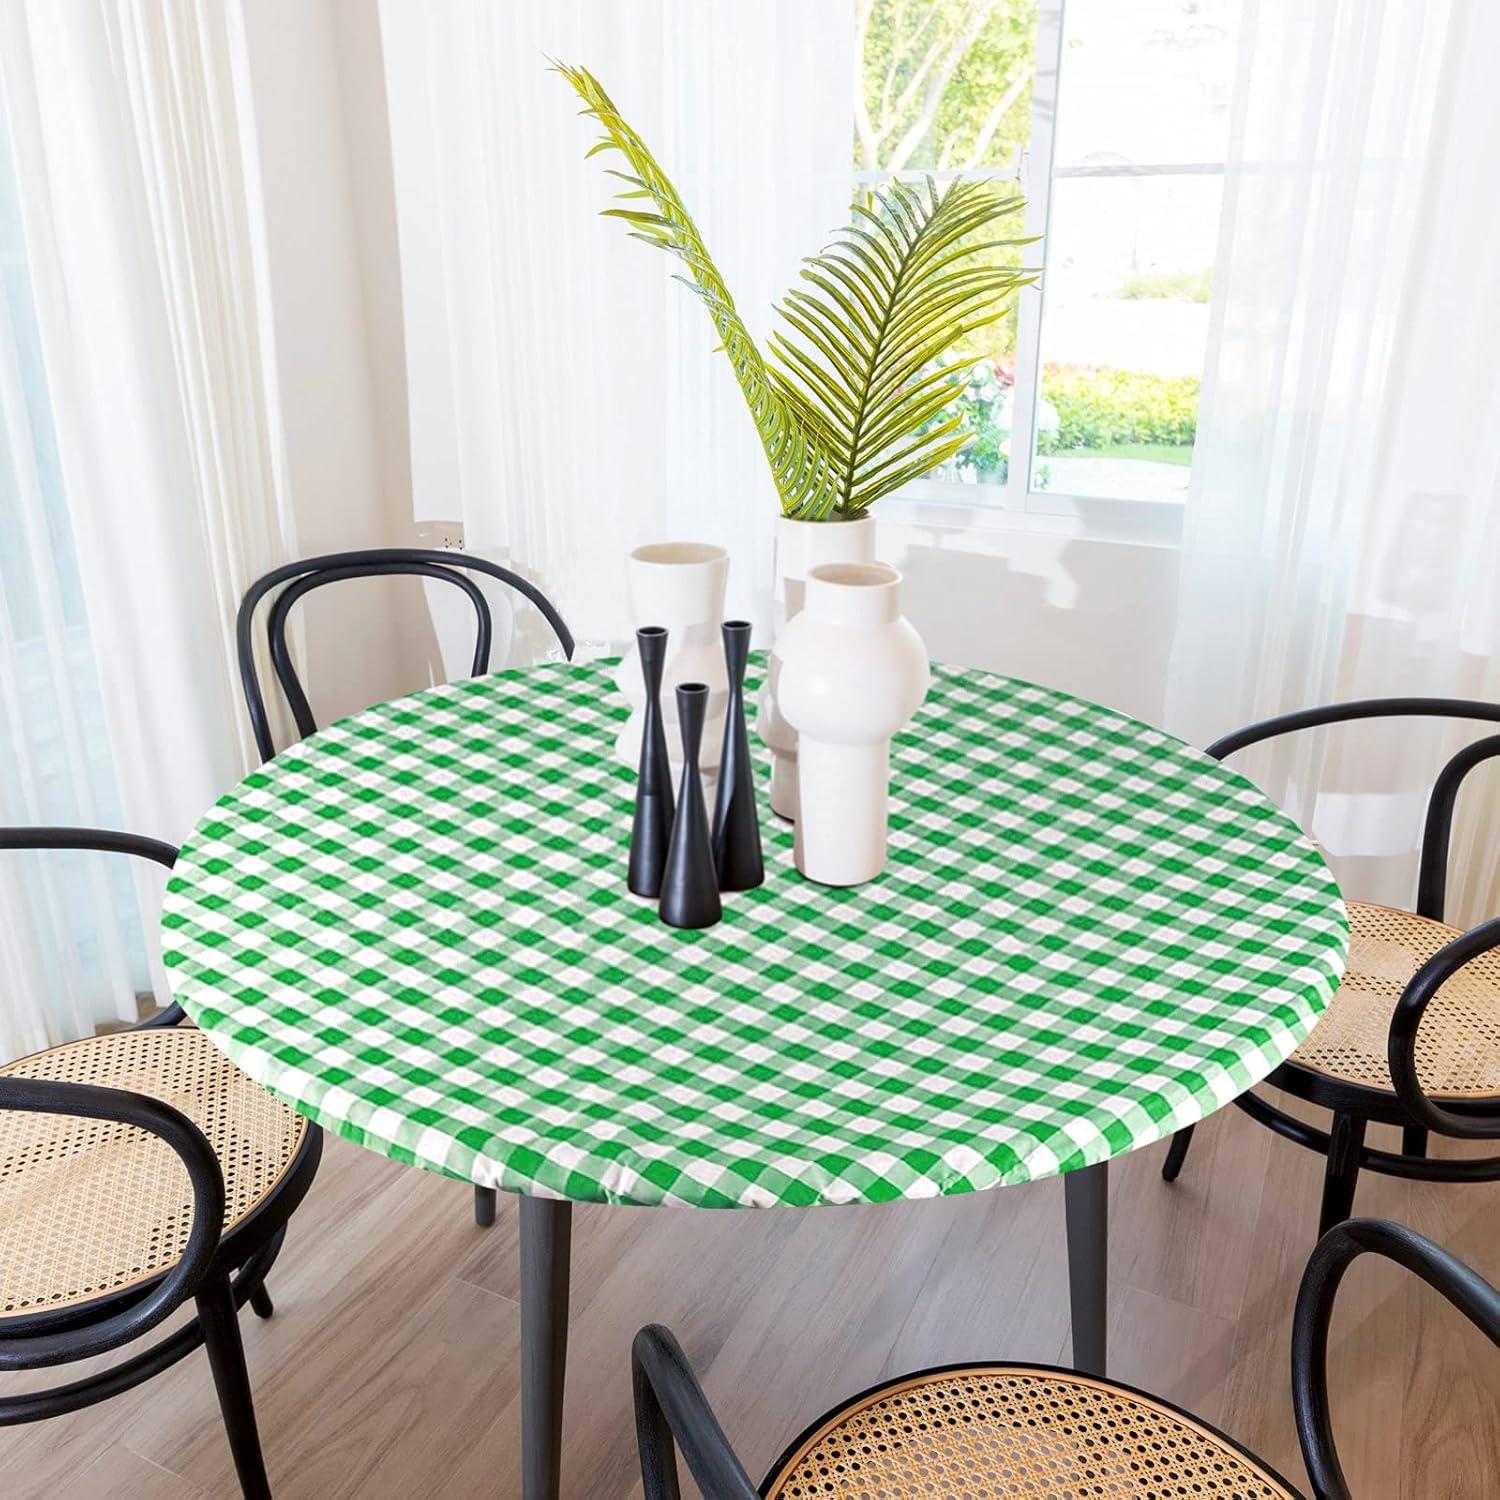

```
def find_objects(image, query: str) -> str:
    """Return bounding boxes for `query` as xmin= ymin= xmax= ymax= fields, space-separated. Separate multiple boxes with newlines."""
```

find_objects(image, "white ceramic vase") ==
xmin=776 ymin=562 xmax=929 ymax=887
xmin=757 ymin=514 xmax=876 ymax=819
xmin=614 ymin=542 xmax=729 ymax=778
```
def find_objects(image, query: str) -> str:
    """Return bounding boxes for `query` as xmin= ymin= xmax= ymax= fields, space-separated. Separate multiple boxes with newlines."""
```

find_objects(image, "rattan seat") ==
xmin=1288 ymin=901 xmax=1500 ymax=1099
xmin=0 ymin=1027 xmax=307 ymax=1319
xmin=762 ymin=1364 xmax=1294 ymax=1498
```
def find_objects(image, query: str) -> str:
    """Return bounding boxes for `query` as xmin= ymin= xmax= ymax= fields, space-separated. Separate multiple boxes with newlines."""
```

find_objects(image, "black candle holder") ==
xmin=711 ymin=620 xmax=764 ymax=891
xmin=658 ymin=683 xmax=722 ymax=930
xmin=627 ymin=626 xmax=674 ymax=897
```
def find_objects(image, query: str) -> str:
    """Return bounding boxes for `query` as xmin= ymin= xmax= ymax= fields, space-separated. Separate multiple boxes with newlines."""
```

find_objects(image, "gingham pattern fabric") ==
xmin=161 ymin=659 xmax=1347 ymax=1209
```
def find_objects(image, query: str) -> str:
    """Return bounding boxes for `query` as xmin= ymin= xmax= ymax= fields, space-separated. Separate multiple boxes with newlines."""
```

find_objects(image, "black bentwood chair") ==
xmin=630 ymin=1218 xmax=1500 ymax=1499
xmin=237 ymin=547 xmax=573 ymax=1229
xmin=0 ymin=827 xmax=322 ymax=1500
xmin=1160 ymin=697 xmax=1500 ymax=1240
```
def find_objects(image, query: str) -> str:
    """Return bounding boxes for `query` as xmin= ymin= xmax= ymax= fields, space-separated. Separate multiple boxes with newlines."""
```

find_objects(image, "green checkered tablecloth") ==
xmin=161 ymin=658 xmax=1347 ymax=1209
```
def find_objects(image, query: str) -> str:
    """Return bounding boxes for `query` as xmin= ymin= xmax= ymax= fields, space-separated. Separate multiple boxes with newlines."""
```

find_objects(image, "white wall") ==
xmin=877 ymin=520 xmax=1179 ymax=725
xmin=239 ymin=0 xmax=427 ymax=729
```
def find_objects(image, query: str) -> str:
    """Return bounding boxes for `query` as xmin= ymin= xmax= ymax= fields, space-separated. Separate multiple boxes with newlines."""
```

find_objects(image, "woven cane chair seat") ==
xmin=0 ymin=1027 xmax=307 ymax=1319
xmin=762 ymin=1364 xmax=1294 ymax=1498
xmin=1288 ymin=901 xmax=1500 ymax=1098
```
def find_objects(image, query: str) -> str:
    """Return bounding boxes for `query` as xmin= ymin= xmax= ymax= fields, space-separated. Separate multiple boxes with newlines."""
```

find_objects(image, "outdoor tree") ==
xmin=852 ymin=0 xmax=1207 ymax=482
xmin=854 ymin=0 xmax=1037 ymax=173
xmin=853 ymin=0 xmax=1038 ymax=376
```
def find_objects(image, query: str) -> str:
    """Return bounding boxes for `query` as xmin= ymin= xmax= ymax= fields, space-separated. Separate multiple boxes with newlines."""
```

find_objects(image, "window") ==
xmin=0 ymin=98 xmax=106 ymax=808
xmin=0 ymin=96 xmax=148 ymax=1024
xmin=855 ymin=0 xmax=1241 ymax=523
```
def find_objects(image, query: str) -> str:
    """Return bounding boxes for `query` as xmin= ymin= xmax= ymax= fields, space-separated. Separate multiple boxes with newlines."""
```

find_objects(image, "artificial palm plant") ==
xmin=557 ymin=63 xmax=1035 ymax=521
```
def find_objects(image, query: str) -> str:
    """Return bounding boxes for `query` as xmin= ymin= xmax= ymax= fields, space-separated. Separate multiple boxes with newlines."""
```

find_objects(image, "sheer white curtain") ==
xmin=1167 ymin=0 xmax=1500 ymax=924
xmin=379 ymin=0 xmax=856 ymax=649
xmin=0 ymin=1 xmax=295 ymax=1055
xmin=0 ymin=104 xmax=142 ymax=1055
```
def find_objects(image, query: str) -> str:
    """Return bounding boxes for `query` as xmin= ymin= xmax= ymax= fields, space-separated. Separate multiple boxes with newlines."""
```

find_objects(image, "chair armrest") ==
xmin=632 ymin=1324 xmax=759 ymax=1500
xmin=1386 ymin=915 xmax=1500 ymax=1138
xmin=0 ymin=1077 xmax=224 ymax=1369
xmin=1204 ymin=697 xmax=1500 ymax=763
xmin=1204 ymin=698 xmax=1500 ymax=922
xmin=1293 ymin=1218 xmax=1500 ymax=1500
xmin=0 ymin=826 xmax=177 ymax=868
xmin=0 ymin=828 xmax=186 ymax=1025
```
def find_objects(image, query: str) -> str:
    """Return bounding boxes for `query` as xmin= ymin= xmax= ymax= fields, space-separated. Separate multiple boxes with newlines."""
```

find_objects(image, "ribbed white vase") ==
xmin=614 ymin=542 xmax=729 ymax=778
xmin=777 ymin=562 xmax=930 ymax=887
xmin=756 ymin=515 xmax=876 ymax=819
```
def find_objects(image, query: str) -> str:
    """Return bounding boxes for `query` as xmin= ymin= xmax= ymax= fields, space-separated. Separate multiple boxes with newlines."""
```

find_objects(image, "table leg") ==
xmin=1064 ymin=1160 xmax=1108 ymax=1377
xmin=520 ymin=1196 xmax=573 ymax=1500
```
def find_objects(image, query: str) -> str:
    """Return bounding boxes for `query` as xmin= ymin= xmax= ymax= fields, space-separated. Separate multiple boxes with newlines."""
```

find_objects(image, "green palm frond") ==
xmin=556 ymin=63 xmax=1035 ymax=520
xmin=555 ymin=62 xmax=842 ymax=520
xmin=770 ymin=178 xmax=1034 ymax=513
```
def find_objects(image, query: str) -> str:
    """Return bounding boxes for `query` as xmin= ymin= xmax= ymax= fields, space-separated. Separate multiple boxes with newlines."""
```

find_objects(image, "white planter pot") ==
xmin=614 ymin=542 xmax=729 ymax=777
xmin=777 ymin=562 xmax=929 ymax=887
xmin=756 ymin=514 xmax=876 ymax=818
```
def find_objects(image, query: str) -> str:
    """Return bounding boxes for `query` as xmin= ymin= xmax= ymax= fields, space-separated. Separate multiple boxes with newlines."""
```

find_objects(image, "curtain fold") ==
xmin=1167 ymin=0 xmax=1500 ymax=923
xmin=379 ymin=0 xmax=857 ymax=651
xmin=0 ymin=0 xmax=295 ymax=1053
xmin=0 ymin=103 xmax=141 ymax=1053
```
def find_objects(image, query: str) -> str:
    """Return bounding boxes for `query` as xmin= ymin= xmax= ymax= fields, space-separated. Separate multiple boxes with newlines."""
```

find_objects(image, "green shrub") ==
xmin=1037 ymin=366 xmax=1198 ymax=452
xmin=1115 ymin=267 xmax=1213 ymax=303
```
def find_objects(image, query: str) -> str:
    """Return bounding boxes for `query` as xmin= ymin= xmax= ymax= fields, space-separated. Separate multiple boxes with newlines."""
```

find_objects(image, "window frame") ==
xmin=872 ymin=0 xmax=1229 ymax=546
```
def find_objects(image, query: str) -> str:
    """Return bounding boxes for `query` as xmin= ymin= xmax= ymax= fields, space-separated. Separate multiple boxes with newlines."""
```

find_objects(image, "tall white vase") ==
xmin=614 ymin=542 xmax=729 ymax=778
xmin=777 ymin=562 xmax=930 ymax=887
xmin=757 ymin=514 xmax=876 ymax=818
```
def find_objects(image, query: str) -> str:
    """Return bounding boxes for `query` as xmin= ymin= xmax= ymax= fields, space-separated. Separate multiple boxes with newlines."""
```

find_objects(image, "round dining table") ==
xmin=160 ymin=656 xmax=1348 ymax=1500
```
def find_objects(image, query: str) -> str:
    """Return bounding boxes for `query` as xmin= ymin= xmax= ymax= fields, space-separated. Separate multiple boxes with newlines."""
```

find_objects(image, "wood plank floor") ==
xmin=5 ymin=1092 xmax=1498 ymax=1497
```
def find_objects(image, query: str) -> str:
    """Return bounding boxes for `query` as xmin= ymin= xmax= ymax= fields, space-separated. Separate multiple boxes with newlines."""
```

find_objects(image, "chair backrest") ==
xmin=0 ymin=827 xmax=184 ymax=1027
xmin=1205 ymin=697 xmax=1500 ymax=922
xmin=236 ymin=548 xmax=575 ymax=763
xmin=1293 ymin=1218 xmax=1500 ymax=1499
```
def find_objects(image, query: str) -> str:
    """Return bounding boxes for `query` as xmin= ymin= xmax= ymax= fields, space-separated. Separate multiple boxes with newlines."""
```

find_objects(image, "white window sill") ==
xmin=876 ymin=483 xmax=1185 ymax=550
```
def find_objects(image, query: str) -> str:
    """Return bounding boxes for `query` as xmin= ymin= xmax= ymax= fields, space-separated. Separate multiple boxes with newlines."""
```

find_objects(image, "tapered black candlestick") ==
xmin=628 ymin=626 xmax=675 ymax=897
xmin=658 ymin=683 xmax=722 ymax=929
xmin=711 ymin=620 xmax=764 ymax=891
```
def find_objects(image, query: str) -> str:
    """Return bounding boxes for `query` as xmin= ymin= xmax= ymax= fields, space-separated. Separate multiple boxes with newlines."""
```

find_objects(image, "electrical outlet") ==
xmin=411 ymin=521 xmax=466 ymax=552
